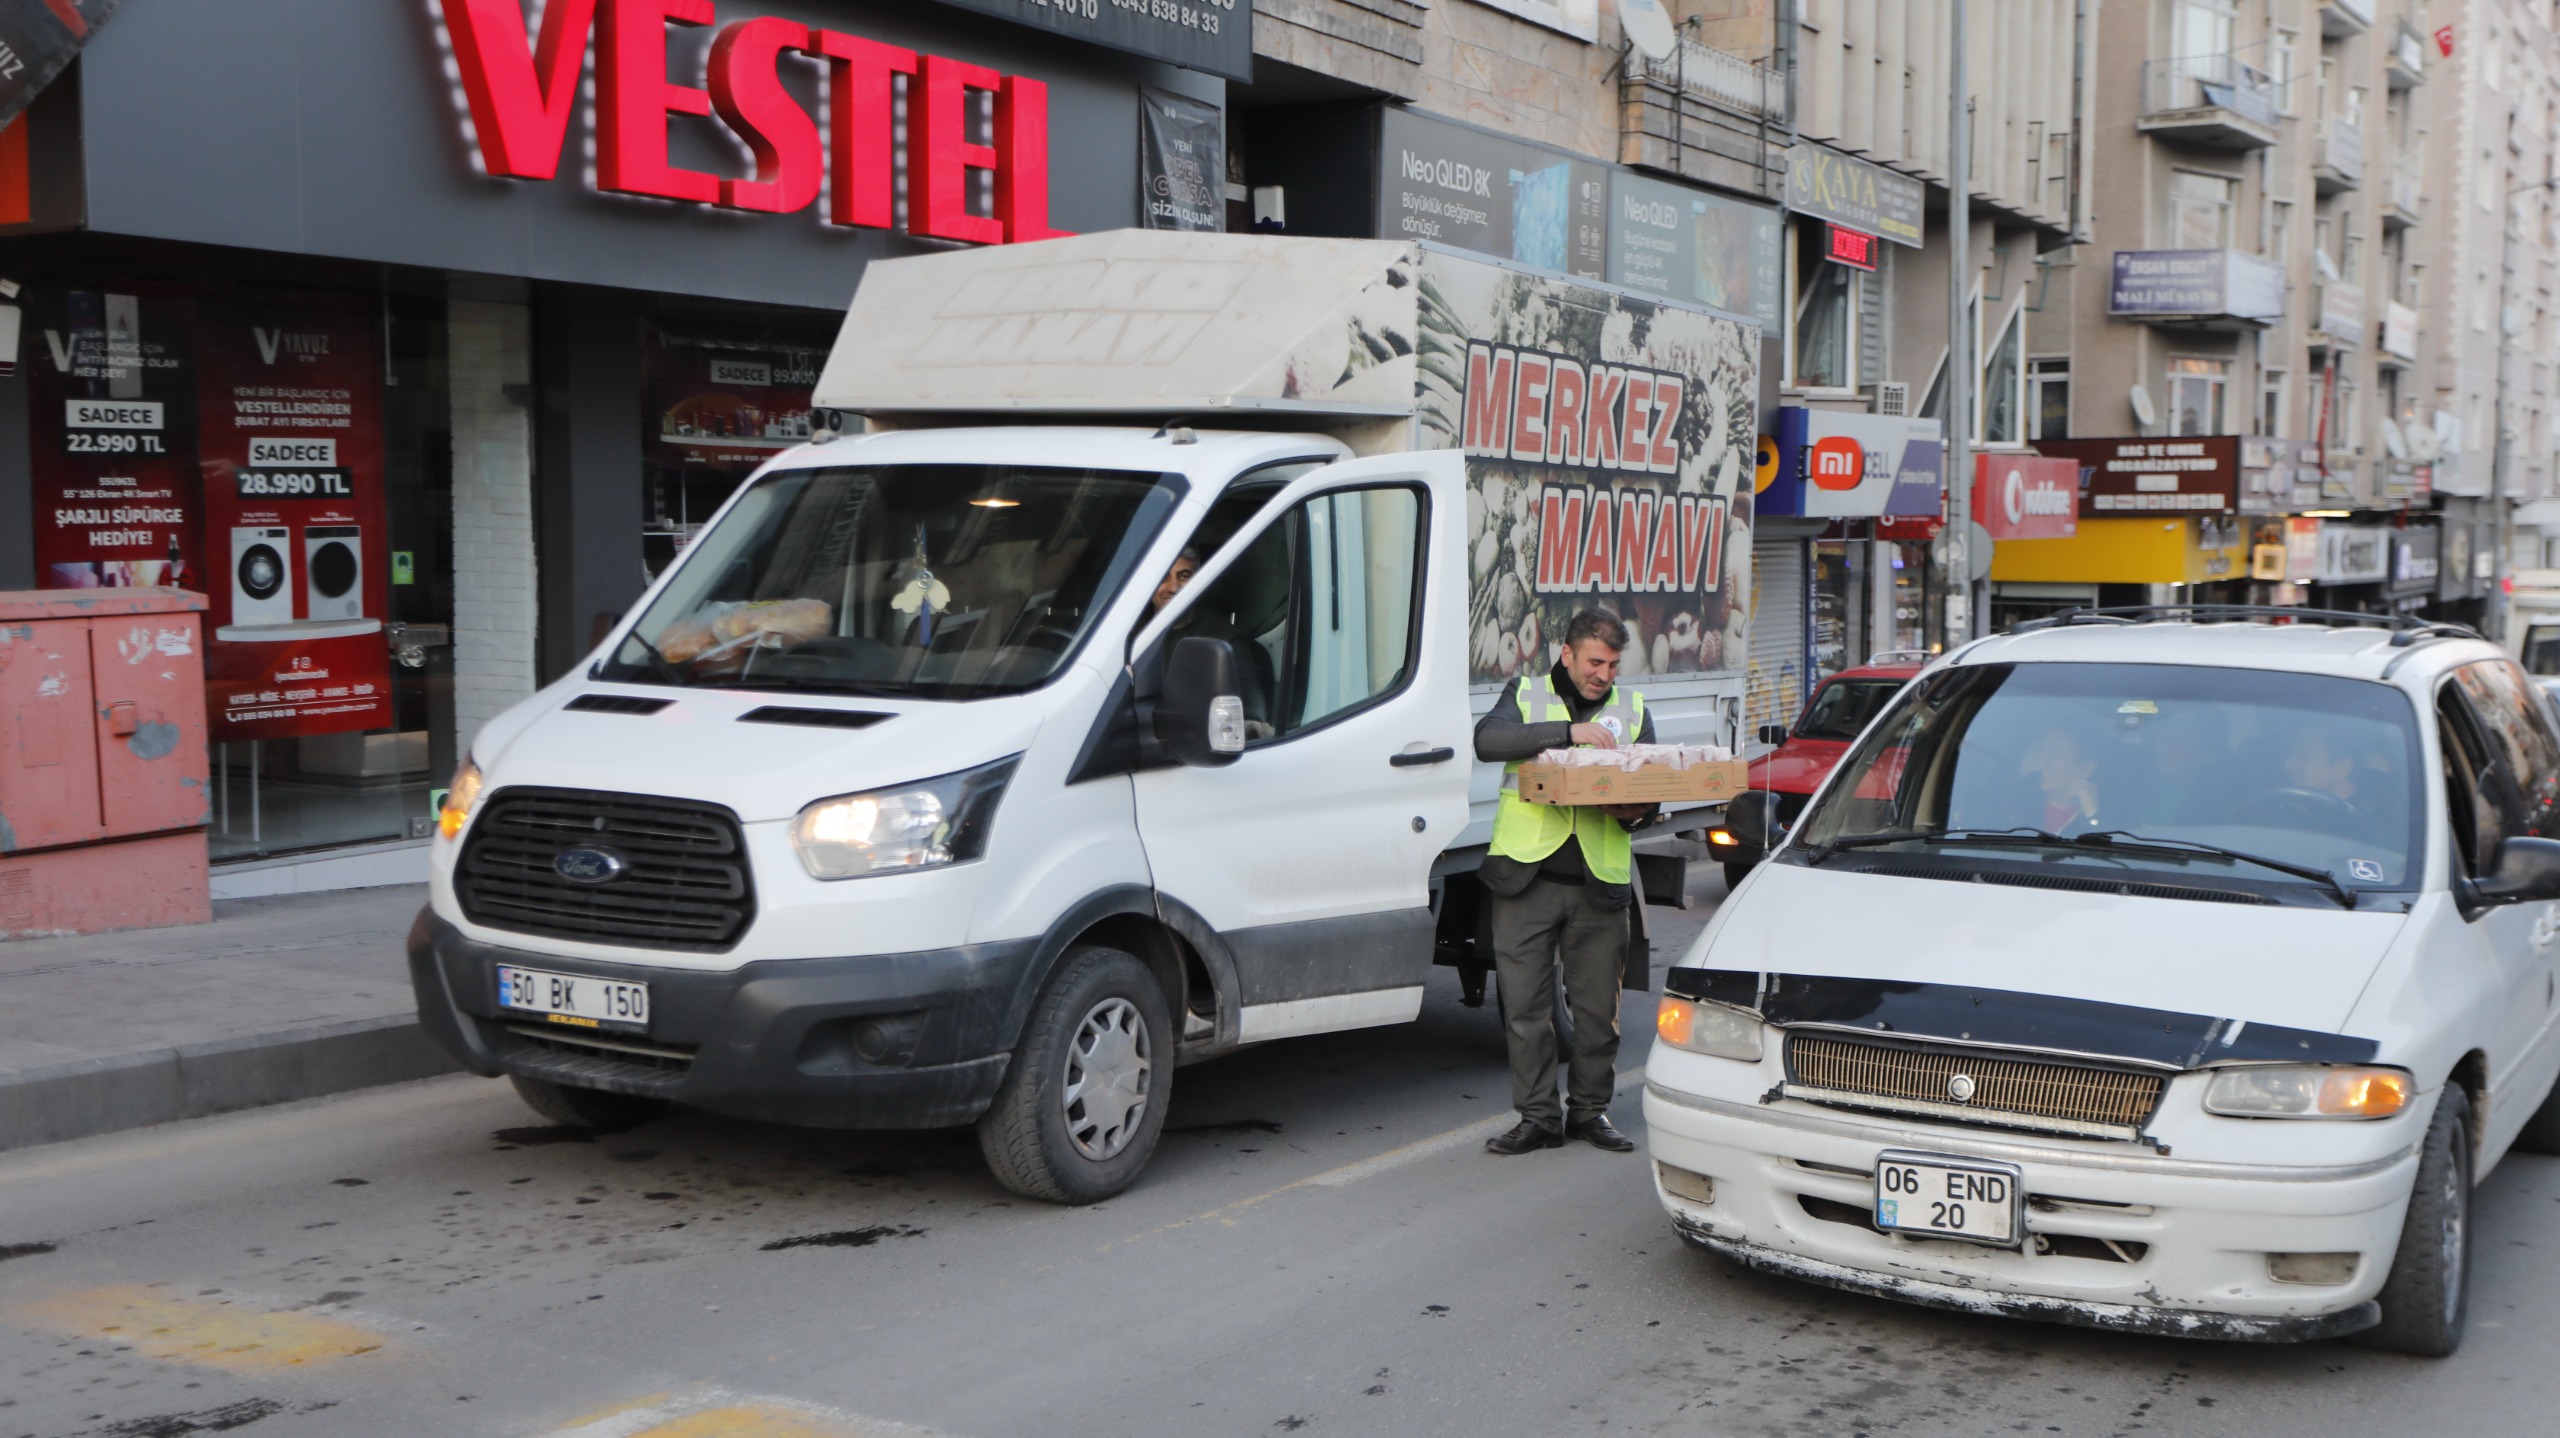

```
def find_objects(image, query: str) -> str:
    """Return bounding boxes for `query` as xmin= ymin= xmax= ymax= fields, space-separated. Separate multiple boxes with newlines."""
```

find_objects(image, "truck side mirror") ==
xmin=2463 ymin=835 xmax=2560 ymax=913
xmin=1154 ymin=636 xmax=1246 ymax=768
xmin=1756 ymin=723 xmax=1789 ymax=747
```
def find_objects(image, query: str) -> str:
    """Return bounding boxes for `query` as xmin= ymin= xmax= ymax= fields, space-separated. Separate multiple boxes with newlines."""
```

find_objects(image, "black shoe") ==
xmin=1566 ymin=1114 xmax=1636 ymax=1153
xmin=1485 ymin=1118 xmax=1565 ymax=1155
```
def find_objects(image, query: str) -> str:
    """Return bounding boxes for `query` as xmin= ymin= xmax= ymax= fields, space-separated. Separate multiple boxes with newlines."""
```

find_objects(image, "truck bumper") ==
xmin=407 ymin=909 xmax=1026 ymax=1130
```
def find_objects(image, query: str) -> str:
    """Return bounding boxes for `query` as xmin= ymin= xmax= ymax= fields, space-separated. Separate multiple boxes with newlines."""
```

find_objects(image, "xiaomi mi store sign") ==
xmin=436 ymin=0 xmax=1061 ymax=242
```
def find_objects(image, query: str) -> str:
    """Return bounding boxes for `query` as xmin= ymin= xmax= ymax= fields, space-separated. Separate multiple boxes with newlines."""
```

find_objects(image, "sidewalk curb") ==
xmin=0 ymin=1014 xmax=460 ymax=1153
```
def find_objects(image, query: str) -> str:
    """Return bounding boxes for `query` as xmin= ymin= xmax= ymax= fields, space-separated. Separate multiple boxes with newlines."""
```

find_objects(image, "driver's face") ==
xmin=2285 ymin=735 xmax=2357 ymax=798
xmin=1152 ymin=557 xmax=1199 ymax=611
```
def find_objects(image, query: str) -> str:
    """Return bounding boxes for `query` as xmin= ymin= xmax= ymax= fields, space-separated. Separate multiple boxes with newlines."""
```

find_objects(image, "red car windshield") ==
xmin=1794 ymin=679 xmax=1908 ymax=741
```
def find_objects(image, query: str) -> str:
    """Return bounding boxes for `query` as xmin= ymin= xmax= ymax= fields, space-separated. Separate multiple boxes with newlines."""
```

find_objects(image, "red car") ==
xmin=1708 ymin=655 xmax=1928 ymax=888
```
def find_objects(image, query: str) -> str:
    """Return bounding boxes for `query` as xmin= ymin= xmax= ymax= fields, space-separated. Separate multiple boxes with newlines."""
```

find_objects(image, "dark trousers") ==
xmin=1490 ymin=877 xmax=1626 ymax=1129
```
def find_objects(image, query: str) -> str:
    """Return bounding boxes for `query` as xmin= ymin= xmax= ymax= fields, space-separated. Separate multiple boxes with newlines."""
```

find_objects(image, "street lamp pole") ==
xmin=1945 ymin=0 xmax=1974 ymax=647
xmin=2490 ymin=176 xmax=2556 ymax=643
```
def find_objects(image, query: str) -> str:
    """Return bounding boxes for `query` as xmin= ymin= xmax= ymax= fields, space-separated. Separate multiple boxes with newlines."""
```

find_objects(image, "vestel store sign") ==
xmin=437 ymin=0 xmax=1061 ymax=243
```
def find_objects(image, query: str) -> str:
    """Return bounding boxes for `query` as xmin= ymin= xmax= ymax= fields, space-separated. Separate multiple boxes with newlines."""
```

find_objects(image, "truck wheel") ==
xmin=977 ymin=945 xmax=1172 ymax=1205
xmin=2514 ymin=1074 xmax=2560 ymax=1154
xmin=508 ymin=1074 xmax=665 ymax=1130
xmin=2355 ymin=1086 xmax=2472 ymax=1357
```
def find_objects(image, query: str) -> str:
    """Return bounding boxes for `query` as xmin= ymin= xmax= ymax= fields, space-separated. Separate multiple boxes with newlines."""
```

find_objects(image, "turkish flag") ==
xmin=2436 ymin=24 xmax=2456 ymax=58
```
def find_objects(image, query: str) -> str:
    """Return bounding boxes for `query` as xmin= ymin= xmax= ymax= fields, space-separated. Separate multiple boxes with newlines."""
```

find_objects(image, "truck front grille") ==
xmin=1784 ymin=1033 xmax=2165 ymax=1140
xmin=457 ymin=787 xmax=754 ymax=951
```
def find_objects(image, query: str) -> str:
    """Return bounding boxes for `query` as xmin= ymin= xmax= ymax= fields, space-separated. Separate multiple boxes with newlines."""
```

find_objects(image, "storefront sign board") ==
xmin=0 ymin=0 xmax=124 ymax=127
xmin=2106 ymin=249 xmax=2285 ymax=321
xmin=1785 ymin=142 xmax=1924 ymax=247
xmin=2034 ymin=435 xmax=2240 ymax=516
xmin=1138 ymin=87 xmax=1222 ymax=232
xmin=1973 ymin=454 xmax=2079 ymax=540
xmin=2315 ymin=523 xmax=2391 ymax=584
xmin=1757 ymin=408 xmax=1944 ymax=519
xmin=26 ymin=288 xmax=202 ymax=596
xmin=1606 ymin=169 xmax=1782 ymax=333
xmin=1378 ymin=108 xmax=1609 ymax=280
xmin=926 ymin=0 xmax=1251 ymax=80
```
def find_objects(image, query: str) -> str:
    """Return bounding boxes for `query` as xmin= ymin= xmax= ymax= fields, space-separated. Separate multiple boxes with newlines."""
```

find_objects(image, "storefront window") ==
xmin=1811 ymin=539 xmax=1866 ymax=679
xmin=21 ymin=274 xmax=466 ymax=862
xmin=642 ymin=323 xmax=830 ymax=583
xmin=1891 ymin=541 xmax=1935 ymax=652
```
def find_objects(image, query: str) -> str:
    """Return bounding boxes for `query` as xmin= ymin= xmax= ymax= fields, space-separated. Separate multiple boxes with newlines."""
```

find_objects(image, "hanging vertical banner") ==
xmin=0 ymin=0 xmax=126 ymax=127
xmin=194 ymin=304 xmax=393 ymax=743
xmin=1138 ymin=88 xmax=1224 ymax=233
xmin=26 ymin=287 xmax=204 ymax=594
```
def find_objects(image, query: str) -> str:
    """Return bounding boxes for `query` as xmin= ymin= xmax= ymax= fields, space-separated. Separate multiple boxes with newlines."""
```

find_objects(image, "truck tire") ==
xmin=2514 ymin=1073 xmax=2560 ymax=1154
xmin=977 ymin=945 xmax=1173 ymax=1205
xmin=508 ymin=1074 xmax=666 ymax=1130
xmin=1721 ymin=861 xmax=1752 ymax=892
xmin=2355 ymin=1086 xmax=2473 ymax=1357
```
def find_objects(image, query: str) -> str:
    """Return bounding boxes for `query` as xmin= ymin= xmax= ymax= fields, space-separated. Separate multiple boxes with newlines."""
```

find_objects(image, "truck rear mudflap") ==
xmin=406 ymin=908 xmax=1023 ymax=1130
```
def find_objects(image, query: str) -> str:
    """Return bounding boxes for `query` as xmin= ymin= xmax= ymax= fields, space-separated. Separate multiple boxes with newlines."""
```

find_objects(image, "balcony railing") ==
xmin=2139 ymin=56 xmax=2280 ymax=147
xmin=1624 ymin=38 xmax=1784 ymax=122
xmin=2321 ymin=0 xmax=2375 ymax=39
xmin=2315 ymin=117 xmax=2365 ymax=193
xmin=2385 ymin=161 xmax=2423 ymax=227
xmin=2388 ymin=21 xmax=2426 ymax=88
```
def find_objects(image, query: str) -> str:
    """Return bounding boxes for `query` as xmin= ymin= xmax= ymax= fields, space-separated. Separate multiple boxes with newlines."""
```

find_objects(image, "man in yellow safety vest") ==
xmin=1472 ymin=609 xmax=1656 ymax=1155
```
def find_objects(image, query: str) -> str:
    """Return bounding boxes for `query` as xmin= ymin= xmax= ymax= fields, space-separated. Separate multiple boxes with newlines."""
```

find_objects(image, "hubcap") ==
xmin=1062 ymin=996 xmax=1150 ymax=1161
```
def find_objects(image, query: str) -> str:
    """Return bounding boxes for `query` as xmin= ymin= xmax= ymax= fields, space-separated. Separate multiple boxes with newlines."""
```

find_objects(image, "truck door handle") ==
xmin=1389 ymin=747 xmax=1456 ymax=767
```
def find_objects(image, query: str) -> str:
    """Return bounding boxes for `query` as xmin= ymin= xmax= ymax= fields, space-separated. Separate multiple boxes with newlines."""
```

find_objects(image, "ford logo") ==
xmin=553 ymin=846 xmax=628 ymax=884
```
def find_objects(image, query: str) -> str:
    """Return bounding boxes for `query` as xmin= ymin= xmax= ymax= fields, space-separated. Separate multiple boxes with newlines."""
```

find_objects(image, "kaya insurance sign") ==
xmin=1755 ymin=408 xmax=1944 ymax=518
xmin=435 ymin=0 xmax=1062 ymax=243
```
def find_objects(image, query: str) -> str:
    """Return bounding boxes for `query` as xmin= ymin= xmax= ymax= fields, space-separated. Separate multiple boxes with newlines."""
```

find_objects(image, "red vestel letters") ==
xmin=437 ymin=0 xmax=1056 ymax=242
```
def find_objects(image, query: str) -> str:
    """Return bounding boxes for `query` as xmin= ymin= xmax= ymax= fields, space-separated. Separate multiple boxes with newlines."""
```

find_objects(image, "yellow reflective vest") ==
xmin=1488 ymin=672 xmax=1645 ymax=886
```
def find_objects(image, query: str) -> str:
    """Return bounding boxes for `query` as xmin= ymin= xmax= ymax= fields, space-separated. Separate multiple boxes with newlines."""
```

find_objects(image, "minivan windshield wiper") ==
xmin=1803 ymin=826 xmax=2357 ymax=908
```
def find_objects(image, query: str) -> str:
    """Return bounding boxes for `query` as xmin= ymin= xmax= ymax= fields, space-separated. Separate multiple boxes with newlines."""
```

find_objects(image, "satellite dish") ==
xmin=2130 ymin=384 xmax=2159 ymax=428
xmin=1621 ymin=0 xmax=1679 ymax=62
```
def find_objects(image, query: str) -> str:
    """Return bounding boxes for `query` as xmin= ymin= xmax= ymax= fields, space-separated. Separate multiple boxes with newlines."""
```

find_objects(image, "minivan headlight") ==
xmin=438 ymin=757 xmax=484 ymax=841
xmin=2203 ymin=1065 xmax=2413 ymax=1120
xmin=790 ymin=757 xmax=1019 ymax=880
xmin=1655 ymin=996 xmax=1765 ymax=1062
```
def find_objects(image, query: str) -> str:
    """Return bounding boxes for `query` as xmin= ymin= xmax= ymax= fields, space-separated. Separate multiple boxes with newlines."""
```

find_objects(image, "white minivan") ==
xmin=1644 ymin=610 xmax=2560 ymax=1355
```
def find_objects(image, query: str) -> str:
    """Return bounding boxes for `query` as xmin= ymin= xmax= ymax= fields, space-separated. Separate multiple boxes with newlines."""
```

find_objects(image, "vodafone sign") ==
xmin=436 ymin=0 xmax=1060 ymax=243
xmin=1973 ymin=454 xmax=2078 ymax=541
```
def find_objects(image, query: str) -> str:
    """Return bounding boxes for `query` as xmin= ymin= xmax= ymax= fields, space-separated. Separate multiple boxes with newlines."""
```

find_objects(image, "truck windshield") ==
xmin=1789 ymin=662 xmax=2425 ymax=895
xmin=598 ymin=463 xmax=1183 ymax=698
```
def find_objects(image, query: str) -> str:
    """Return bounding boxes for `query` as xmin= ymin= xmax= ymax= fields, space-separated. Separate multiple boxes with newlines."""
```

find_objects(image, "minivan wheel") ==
xmin=508 ymin=1074 xmax=666 ymax=1130
xmin=976 ymin=945 xmax=1173 ymax=1204
xmin=2513 ymin=1075 xmax=2560 ymax=1154
xmin=2355 ymin=1086 xmax=2472 ymax=1357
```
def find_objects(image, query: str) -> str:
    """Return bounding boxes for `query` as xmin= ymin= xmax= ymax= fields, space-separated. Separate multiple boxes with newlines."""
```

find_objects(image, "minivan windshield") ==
xmin=1790 ymin=662 xmax=2425 ymax=896
xmin=598 ymin=464 xmax=1183 ymax=698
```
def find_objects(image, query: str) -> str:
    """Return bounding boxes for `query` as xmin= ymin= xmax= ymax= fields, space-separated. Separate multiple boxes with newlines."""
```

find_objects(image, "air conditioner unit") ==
xmin=1867 ymin=382 xmax=1911 ymax=417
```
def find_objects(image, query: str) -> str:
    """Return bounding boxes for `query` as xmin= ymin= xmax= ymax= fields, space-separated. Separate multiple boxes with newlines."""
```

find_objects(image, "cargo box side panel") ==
xmin=1413 ymin=252 xmax=1759 ymax=695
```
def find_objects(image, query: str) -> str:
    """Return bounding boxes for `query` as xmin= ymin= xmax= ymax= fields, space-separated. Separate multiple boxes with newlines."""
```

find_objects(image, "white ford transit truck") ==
xmin=409 ymin=232 xmax=1763 ymax=1201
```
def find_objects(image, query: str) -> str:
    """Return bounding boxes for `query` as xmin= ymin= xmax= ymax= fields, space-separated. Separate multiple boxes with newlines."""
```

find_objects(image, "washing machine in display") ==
xmin=229 ymin=526 xmax=295 ymax=626
xmin=304 ymin=525 xmax=364 ymax=621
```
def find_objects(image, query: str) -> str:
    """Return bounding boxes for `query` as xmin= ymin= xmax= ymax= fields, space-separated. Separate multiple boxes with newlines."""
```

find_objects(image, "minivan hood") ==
xmin=477 ymin=687 xmax=1044 ymax=823
xmin=1703 ymin=862 xmax=2407 ymax=1035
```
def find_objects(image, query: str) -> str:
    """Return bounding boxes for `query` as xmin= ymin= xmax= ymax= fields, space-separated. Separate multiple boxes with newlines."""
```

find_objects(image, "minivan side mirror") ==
xmin=1154 ymin=636 xmax=1246 ymax=768
xmin=2462 ymin=835 xmax=2560 ymax=913
xmin=1756 ymin=723 xmax=1789 ymax=747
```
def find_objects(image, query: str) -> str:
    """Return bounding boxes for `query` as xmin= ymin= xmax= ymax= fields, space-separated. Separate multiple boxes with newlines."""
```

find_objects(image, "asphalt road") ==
xmin=6 ymin=882 xmax=2560 ymax=1438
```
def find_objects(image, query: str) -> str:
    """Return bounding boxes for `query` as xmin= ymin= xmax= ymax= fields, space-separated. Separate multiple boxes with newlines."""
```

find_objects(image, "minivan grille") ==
xmin=457 ymin=787 xmax=754 ymax=951
xmin=1785 ymin=1034 xmax=2165 ymax=1139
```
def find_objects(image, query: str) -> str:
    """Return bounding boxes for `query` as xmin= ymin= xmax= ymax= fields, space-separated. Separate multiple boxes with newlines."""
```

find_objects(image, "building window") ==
xmin=2170 ymin=170 xmax=2239 ymax=249
xmin=2260 ymin=369 xmax=2288 ymax=439
xmin=2268 ymin=199 xmax=2292 ymax=262
xmin=1981 ymin=302 xmax=2025 ymax=444
xmin=2340 ymin=227 xmax=2362 ymax=286
xmin=1787 ymin=221 xmax=1859 ymax=390
xmin=2030 ymin=358 xmax=2071 ymax=441
xmin=2334 ymin=375 xmax=2361 ymax=451
xmin=2269 ymin=31 xmax=2297 ymax=114
xmin=2167 ymin=357 xmax=2228 ymax=436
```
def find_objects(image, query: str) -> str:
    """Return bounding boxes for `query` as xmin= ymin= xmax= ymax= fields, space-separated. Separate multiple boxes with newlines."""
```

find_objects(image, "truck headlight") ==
xmin=790 ymin=757 xmax=1019 ymax=880
xmin=2203 ymin=1065 xmax=2414 ymax=1120
xmin=438 ymin=757 xmax=485 ymax=841
xmin=1655 ymin=996 xmax=1765 ymax=1062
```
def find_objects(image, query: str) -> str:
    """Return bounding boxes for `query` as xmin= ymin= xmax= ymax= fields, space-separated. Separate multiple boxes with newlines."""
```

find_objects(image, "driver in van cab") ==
xmin=1143 ymin=548 xmax=1204 ymax=620
xmin=2021 ymin=725 xmax=2103 ymax=834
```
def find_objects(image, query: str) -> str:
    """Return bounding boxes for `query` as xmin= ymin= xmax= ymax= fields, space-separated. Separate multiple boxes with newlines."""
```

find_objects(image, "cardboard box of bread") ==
xmin=1513 ymin=744 xmax=1748 ymax=805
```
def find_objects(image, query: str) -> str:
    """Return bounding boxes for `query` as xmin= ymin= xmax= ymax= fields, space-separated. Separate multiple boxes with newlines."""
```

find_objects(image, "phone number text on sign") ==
xmin=1113 ymin=0 xmax=1232 ymax=31
xmin=235 ymin=468 xmax=355 ymax=498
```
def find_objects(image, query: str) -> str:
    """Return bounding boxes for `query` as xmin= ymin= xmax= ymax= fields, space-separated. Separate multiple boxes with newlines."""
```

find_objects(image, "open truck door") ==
xmin=1130 ymin=452 xmax=1472 ymax=1044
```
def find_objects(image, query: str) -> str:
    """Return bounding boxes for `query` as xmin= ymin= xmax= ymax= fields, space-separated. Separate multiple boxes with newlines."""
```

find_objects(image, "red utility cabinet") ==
xmin=0 ymin=588 xmax=213 ymax=938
